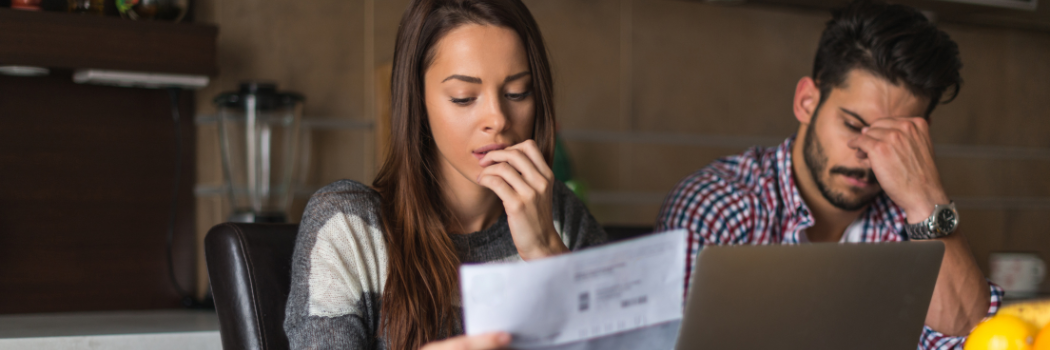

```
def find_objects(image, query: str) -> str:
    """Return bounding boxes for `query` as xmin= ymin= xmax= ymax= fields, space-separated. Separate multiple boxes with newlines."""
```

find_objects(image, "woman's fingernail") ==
xmin=498 ymin=333 xmax=511 ymax=344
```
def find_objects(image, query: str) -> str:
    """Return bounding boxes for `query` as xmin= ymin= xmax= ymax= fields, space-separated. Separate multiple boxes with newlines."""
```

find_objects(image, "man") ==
xmin=656 ymin=1 xmax=1002 ymax=349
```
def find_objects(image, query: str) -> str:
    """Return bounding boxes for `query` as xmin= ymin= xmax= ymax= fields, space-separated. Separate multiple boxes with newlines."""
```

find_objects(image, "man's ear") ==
xmin=794 ymin=77 xmax=821 ymax=125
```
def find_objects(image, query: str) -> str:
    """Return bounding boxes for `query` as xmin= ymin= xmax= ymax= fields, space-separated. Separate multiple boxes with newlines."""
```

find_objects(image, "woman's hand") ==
xmin=421 ymin=332 xmax=511 ymax=350
xmin=477 ymin=139 xmax=568 ymax=260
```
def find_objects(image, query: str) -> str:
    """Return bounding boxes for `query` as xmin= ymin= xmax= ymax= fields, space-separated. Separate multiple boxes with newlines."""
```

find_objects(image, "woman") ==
xmin=283 ymin=0 xmax=607 ymax=349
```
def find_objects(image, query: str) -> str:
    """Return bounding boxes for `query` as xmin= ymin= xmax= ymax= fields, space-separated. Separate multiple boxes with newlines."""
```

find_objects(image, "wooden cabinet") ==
xmin=0 ymin=9 xmax=216 ymax=313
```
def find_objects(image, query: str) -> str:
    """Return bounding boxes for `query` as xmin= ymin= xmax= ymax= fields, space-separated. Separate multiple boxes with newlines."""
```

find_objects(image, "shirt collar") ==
xmin=775 ymin=137 xmax=807 ymax=219
xmin=774 ymin=136 xmax=812 ymax=244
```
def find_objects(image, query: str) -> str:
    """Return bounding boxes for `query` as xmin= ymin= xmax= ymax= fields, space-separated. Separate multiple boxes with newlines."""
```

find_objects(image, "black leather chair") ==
xmin=202 ymin=222 xmax=647 ymax=350
xmin=205 ymin=223 xmax=299 ymax=350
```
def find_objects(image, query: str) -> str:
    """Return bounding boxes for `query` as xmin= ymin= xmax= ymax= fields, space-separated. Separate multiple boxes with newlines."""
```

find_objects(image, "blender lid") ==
xmin=214 ymin=81 xmax=304 ymax=110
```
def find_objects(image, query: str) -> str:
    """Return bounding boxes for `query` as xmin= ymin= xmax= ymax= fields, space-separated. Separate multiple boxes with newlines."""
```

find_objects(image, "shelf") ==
xmin=695 ymin=0 xmax=1050 ymax=33
xmin=0 ymin=9 xmax=217 ymax=76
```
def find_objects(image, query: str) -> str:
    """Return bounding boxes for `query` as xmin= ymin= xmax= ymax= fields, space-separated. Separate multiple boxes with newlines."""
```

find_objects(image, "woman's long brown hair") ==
xmin=372 ymin=0 xmax=555 ymax=349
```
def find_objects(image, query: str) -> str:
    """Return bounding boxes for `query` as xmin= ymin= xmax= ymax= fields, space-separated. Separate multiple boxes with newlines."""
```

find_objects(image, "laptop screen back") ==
xmin=675 ymin=241 xmax=944 ymax=350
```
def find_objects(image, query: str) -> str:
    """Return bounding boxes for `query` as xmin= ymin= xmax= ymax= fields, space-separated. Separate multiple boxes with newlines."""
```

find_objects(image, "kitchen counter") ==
xmin=0 ymin=310 xmax=220 ymax=350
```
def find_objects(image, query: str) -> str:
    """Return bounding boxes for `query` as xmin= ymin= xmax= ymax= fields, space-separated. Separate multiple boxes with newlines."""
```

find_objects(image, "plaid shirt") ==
xmin=657 ymin=136 xmax=1003 ymax=350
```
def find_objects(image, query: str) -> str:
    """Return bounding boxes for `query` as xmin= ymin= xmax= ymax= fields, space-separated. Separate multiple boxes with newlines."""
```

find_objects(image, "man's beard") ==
xmin=802 ymin=116 xmax=881 ymax=211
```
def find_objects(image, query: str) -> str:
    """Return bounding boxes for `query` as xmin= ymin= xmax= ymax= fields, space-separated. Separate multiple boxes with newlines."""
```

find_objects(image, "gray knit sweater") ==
xmin=284 ymin=180 xmax=608 ymax=350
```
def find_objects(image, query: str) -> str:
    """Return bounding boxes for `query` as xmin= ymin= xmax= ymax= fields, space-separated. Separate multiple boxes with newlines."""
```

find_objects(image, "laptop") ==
xmin=674 ymin=241 xmax=944 ymax=350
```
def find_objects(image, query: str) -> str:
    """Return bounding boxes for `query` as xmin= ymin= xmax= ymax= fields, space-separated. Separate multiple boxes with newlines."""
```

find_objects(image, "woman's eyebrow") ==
xmin=442 ymin=74 xmax=482 ymax=84
xmin=504 ymin=71 xmax=530 ymax=83
xmin=441 ymin=72 xmax=530 ymax=84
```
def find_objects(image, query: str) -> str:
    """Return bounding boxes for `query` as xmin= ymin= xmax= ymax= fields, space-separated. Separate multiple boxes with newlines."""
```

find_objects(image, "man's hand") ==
xmin=421 ymin=332 xmax=512 ymax=350
xmin=847 ymin=117 xmax=950 ymax=223
xmin=848 ymin=116 xmax=991 ymax=336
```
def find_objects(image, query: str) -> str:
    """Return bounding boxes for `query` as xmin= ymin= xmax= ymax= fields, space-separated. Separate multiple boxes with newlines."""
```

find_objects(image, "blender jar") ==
xmin=214 ymin=82 xmax=304 ymax=223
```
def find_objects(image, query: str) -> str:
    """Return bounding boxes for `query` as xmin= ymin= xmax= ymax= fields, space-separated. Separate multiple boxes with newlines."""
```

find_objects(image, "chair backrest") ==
xmin=205 ymin=223 xmax=299 ymax=350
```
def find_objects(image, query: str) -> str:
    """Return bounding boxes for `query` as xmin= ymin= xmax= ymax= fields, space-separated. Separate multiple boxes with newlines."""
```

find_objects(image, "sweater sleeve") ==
xmin=551 ymin=180 xmax=608 ymax=250
xmin=284 ymin=181 xmax=389 ymax=350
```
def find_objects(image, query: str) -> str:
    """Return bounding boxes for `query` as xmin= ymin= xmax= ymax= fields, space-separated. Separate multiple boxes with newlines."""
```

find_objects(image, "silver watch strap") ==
xmin=905 ymin=219 xmax=935 ymax=240
xmin=905 ymin=202 xmax=957 ymax=240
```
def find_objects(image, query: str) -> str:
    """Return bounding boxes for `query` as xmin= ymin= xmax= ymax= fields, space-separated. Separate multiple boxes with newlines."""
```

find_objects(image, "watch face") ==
xmin=937 ymin=208 xmax=957 ymax=232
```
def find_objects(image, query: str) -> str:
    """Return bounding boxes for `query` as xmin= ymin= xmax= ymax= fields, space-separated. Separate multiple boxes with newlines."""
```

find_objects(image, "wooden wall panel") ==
xmin=933 ymin=23 xmax=1050 ymax=148
xmin=0 ymin=73 xmax=196 ymax=313
xmin=193 ymin=0 xmax=1050 ymax=296
xmin=632 ymin=1 xmax=823 ymax=137
xmin=525 ymin=0 xmax=624 ymax=132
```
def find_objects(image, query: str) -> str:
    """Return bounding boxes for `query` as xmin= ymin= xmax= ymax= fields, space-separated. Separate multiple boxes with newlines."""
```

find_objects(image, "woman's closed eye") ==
xmin=505 ymin=90 xmax=532 ymax=101
xmin=450 ymin=97 xmax=476 ymax=105
xmin=449 ymin=90 xmax=530 ymax=105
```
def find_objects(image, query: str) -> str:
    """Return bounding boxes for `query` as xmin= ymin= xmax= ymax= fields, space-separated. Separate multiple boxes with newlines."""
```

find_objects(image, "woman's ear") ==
xmin=793 ymin=77 xmax=821 ymax=125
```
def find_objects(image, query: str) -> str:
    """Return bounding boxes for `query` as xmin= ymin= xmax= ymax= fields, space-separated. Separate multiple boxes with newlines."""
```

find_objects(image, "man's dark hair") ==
xmin=812 ymin=0 xmax=962 ymax=118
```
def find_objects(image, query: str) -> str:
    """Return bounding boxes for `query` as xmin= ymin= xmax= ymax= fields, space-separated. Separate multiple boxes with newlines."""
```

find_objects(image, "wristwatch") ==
xmin=905 ymin=202 xmax=959 ymax=240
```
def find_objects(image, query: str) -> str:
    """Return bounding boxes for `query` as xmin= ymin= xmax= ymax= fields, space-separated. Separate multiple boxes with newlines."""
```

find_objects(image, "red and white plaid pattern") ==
xmin=657 ymin=136 xmax=1003 ymax=350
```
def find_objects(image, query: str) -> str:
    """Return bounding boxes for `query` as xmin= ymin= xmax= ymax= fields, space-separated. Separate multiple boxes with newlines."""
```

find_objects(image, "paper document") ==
xmin=460 ymin=229 xmax=687 ymax=349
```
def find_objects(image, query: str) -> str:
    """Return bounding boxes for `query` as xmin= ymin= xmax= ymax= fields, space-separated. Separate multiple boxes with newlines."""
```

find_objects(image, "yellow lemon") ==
xmin=966 ymin=315 xmax=1039 ymax=350
xmin=1033 ymin=322 xmax=1050 ymax=350
xmin=1000 ymin=300 xmax=1050 ymax=329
